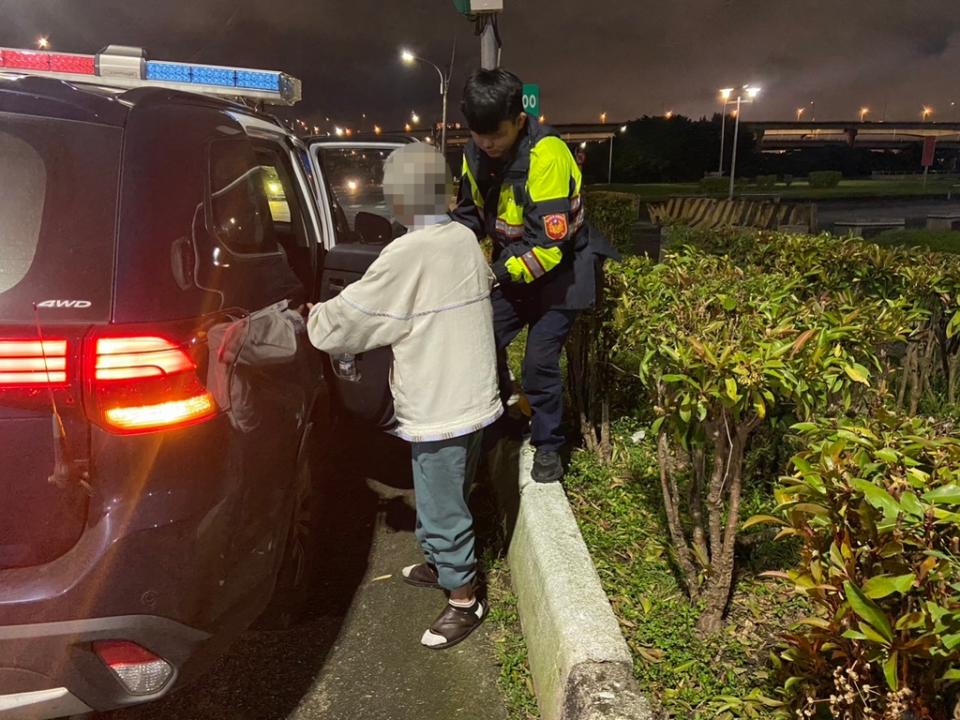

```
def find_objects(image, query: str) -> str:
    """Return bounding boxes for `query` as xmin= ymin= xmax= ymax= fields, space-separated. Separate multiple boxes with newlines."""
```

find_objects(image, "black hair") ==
xmin=460 ymin=68 xmax=524 ymax=134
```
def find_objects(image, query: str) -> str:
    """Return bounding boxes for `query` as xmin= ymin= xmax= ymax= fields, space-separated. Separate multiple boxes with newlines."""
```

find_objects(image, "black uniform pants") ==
xmin=491 ymin=286 xmax=578 ymax=453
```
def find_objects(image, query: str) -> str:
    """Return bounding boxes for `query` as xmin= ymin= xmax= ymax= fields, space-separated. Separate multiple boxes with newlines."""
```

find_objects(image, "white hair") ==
xmin=382 ymin=142 xmax=451 ymax=218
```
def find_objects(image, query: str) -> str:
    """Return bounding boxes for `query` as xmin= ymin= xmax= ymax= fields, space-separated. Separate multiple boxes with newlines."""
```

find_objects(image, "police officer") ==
xmin=451 ymin=68 xmax=619 ymax=482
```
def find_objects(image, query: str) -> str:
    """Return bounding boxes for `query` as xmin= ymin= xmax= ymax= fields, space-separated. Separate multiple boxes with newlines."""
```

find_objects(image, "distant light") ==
xmin=425 ymin=136 xmax=433 ymax=143
xmin=345 ymin=128 xmax=353 ymax=137
xmin=600 ymin=111 xmax=607 ymax=123
xmin=401 ymin=49 xmax=416 ymax=65
xmin=719 ymin=88 xmax=734 ymax=101
xmin=620 ymin=125 xmax=627 ymax=133
xmin=859 ymin=107 xmax=869 ymax=121
xmin=665 ymin=111 xmax=674 ymax=119
xmin=334 ymin=126 xmax=344 ymax=137
xmin=580 ymin=141 xmax=587 ymax=149
xmin=404 ymin=123 xmax=412 ymax=132
xmin=411 ymin=112 xmax=420 ymax=124
xmin=36 ymin=36 xmax=50 ymax=50
xmin=346 ymin=179 xmax=359 ymax=192
xmin=744 ymin=85 xmax=761 ymax=99
xmin=374 ymin=125 xmax=382 ymax=135
xmin=313 ymin=125 xmax=319 ymax=133
xmin=539 ymin=115 xmax=546 ymax=123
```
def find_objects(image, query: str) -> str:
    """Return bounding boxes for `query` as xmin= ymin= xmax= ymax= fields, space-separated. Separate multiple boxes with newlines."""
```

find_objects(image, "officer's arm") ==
xmin=492 ymin=137 xmax=578 ymax=285
xmin=448 ymin=158 xmax=485 ymax=239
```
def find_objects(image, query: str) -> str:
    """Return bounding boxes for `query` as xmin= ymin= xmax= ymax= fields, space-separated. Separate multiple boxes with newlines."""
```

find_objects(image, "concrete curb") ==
xmin=488 ymin=439 xmax=661 ymax=720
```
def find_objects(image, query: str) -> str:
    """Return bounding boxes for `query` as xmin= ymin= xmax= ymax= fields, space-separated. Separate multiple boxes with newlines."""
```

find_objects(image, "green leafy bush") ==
xmin=584 ymin=191 xmax=639 ymax=251
xmin=606 ymin=249 xmax=909 ymax=633
xmin=758 ymin=415 xmax=960 ymax=719
xmin=808 ymin=170 xmax=842 ymax=189
xmin=673 ymin=227 xmax=960 ymax=412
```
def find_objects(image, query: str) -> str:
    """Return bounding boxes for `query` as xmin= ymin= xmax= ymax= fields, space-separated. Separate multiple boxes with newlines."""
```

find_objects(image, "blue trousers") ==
xmin=492 ymin=287 xmax=578 ymax=453
xmin=411 ymin=430 xmax=482 ymax=591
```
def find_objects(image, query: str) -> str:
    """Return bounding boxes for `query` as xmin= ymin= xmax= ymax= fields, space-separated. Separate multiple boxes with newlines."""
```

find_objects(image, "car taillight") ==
xmin=0 ymin=339 xmax=68 ymax=386
xmin=93 ymin=640 xmax=173 ymax=695
xmin=85 ymin=334 xmax=217 ymax=434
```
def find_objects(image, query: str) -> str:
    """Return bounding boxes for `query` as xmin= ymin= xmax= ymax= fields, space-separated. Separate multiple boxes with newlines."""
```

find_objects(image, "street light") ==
xmin=401 ymin=46 xmax=455 ymax=155
xmin=664 ymin=110 xmax=674 ymax=119
xmin=725 ymin=84 xmax=761 ymax=200
xmin=922 ymin=106 xmax=933 ymax=122
xmin=796 ymin=107 xmax=805 ymax=121
xmin=36 ymin=36 xmax=50 ymax=50
xmin=600 ymin=111 xmax=607 ymax=124
xmin=859 ymin=107 xmax=869 ymax=122
xmin=718 ymin=88 xmax=735 ymax=176
xmin=539 ymin=115 xmax=546 ymax=123
xmin=374 ymin=125 xmax=382 ymax=135
xmin=411 ymin=111 xmax=420 ymax=125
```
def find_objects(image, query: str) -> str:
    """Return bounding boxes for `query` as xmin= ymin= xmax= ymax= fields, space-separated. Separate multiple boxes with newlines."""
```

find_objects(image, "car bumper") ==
xmin=0 ymin=614 xmax=209 ymax=717
xmin=0 ymin=687 xmax=91 ymax=718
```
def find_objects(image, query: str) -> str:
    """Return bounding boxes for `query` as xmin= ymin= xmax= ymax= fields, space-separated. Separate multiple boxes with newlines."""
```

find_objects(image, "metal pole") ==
xmin=441 ymin=37 xmax=456 ymax=158
xmin=718 ymin=103 xmax=727 ymax=175
xmin=480 ymin=16 xmax=498 ymax=69
xmin=441 ymin=79 xmax=448 ymax=156
xmin=728 ymin=95 xmax=742 ymax=200
xmin=608 ymin=136 xmax=614 ymax=184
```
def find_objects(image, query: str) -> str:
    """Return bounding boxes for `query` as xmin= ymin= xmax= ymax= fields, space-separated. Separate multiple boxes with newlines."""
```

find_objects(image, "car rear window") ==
xmin=0 ymin=113 xmax=120 ymax=322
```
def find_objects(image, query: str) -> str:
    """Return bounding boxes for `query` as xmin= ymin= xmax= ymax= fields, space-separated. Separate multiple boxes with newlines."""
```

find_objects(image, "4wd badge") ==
xmin=37 ymin=299 xmax=92 ymax=309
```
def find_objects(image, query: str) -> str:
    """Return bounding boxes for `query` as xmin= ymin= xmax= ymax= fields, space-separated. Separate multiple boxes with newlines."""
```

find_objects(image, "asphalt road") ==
xmin=97 ymin=427 xmax=508 ymax=720
xmin=813 ymin=197 xmax=960 ymax=231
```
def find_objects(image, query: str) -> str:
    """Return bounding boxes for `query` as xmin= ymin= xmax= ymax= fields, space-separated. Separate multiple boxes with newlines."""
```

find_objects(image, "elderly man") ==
xmin=306 ymin=143 xmax=501 ymax=649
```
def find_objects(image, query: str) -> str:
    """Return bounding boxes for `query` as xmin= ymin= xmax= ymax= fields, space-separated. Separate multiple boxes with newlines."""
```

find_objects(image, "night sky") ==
xmin=3 ymin=0 xmax=960 ymax=129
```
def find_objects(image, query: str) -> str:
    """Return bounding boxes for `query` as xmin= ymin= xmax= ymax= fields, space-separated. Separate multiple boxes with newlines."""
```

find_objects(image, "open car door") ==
xmin=308 ymin=139 xmax=413 ymax=429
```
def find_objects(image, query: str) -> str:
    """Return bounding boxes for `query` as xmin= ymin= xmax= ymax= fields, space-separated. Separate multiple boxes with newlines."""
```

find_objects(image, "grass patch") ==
xmin=486 ymin=558 xmax=540 ymax=720
xmin=591 ymin=177 xmax=960 ymax=202
xmin=564 ymin=420 xmax=808 ymax=719
xmin=871 ymin=227 xmax=960 ymax=254
xmin=473 ymin=449 xmax=539 ymax=719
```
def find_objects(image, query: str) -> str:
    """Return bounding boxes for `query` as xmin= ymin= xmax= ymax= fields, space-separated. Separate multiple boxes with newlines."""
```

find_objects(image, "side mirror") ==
xmin=354 ymin=211 xmax=393 ymax=245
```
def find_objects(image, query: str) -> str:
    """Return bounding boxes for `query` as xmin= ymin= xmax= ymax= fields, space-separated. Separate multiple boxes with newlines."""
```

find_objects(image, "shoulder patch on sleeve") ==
xmin=543 ymin=213 xmax=568 ymax=240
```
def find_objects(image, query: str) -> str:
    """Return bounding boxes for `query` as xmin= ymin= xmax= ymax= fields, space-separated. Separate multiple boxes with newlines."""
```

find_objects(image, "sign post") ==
xmin=922 ymin=136 xmax=937 ymax=188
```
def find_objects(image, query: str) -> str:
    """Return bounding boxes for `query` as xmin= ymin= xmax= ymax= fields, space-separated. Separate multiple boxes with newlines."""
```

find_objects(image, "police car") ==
xmin=0 ymin=44 xmax=400 ymax=717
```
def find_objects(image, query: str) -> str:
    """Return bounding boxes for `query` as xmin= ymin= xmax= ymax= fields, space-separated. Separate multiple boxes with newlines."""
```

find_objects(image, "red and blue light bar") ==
xmin=0 ymin=48 xmax=96 ymax=75
xmin=0 ymin=45 xmax=300 ymax=105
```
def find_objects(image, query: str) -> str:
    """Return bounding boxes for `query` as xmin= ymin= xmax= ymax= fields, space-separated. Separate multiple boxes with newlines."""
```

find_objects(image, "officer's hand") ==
xmin=492 ymin=259 xmax=513 ymax=286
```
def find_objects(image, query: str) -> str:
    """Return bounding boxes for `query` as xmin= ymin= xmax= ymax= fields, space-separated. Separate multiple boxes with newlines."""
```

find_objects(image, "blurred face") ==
xmin=471 ymin=113 xmax=527 ymax=159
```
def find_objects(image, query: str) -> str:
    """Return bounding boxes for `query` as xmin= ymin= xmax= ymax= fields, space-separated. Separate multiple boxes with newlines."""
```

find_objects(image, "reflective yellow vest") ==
xmin=458 ymin=120 xmax=585 ymax=285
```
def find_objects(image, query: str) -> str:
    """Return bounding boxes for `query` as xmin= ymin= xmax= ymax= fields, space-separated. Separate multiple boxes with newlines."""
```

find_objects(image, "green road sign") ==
xmin=522 ymin=84 xmax=540 ymax=117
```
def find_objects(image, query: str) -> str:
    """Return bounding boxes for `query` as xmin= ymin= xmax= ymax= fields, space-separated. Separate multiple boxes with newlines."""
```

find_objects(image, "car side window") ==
xmin=254 ymin=145 xmax=316 ymax=296
xmin=209 ymin=138 xmax=278 ymax=256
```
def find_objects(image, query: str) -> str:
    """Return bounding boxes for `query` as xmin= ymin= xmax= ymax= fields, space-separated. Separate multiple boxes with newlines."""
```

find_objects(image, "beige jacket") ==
xmin=307 ymin=218 xmax=502 ymax=442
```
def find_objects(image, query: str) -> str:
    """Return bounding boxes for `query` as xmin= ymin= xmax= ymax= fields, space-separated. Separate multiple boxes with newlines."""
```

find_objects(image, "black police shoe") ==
xmin=532 ymin=449 xmax=564 ymax=483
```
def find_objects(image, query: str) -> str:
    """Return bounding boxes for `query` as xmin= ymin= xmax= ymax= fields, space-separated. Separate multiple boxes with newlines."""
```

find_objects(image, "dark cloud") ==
xmin=2 ymin=0 xmax=960 ymax=126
